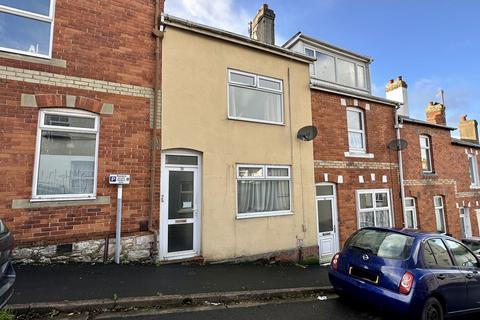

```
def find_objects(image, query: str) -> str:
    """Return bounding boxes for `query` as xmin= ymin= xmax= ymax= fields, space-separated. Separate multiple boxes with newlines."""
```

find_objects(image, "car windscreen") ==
xmin=346 ymin=229 xmax=414 ymax=260
xmin=0 ymin=219 xmax=7 ymax=235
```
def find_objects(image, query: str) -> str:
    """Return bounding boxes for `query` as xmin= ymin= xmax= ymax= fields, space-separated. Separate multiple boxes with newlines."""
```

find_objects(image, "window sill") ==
xmin=12 ymin=196 xmax=110 ymax=209
xmin=227 ymin=116 xmax=285 ymax=126
xmin=0 ymin=51 xmax=67 ymax=68
xmin=470 ymin=185 xmax=480 ymax=190
xmin=421 ymin=172 xmax=437 ymax=177
xmin=344 ymin=151 xmax=374 ymax=158
xmin=236 ymin=211 xmax=294 ymax=220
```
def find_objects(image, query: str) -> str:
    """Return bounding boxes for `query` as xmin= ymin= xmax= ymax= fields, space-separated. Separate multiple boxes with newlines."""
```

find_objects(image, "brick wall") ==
xmin=401 ymin=121 xmax=480 ymax=239
xmin=0 ymin=0 xmax=163 ymax=250
xmin=311 ymin=90 xmax=401 ymax=246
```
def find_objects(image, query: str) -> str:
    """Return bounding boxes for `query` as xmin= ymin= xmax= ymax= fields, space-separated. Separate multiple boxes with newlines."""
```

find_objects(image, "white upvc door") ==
xmin=315 ymin=183 xmax=339 ymax=264
xmin=160 ymin=152 xmax=201 ymax=260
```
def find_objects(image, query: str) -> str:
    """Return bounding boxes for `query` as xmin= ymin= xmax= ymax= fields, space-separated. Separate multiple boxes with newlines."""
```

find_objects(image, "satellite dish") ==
xmin=387 ymin=139 xmax=408 ymax=151
xmin=297 ymin=126 xmax=318 ymax=141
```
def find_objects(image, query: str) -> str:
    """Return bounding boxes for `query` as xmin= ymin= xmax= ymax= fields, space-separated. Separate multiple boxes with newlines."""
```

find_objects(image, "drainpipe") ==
xmin=395 ymin=105 xmax=406 ymax=227
xmin=148 ymin=0 xmax=163 ymax=256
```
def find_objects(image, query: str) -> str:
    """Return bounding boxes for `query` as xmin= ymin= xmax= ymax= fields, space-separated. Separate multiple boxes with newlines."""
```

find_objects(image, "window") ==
xmin=236 ymin=164 xmax=291 ymax=218
xmin=445 ymin=240 xmax=478 ymax=268
xmin=404 ymin=197 xmax=418 ymax=229
xmin=468 ymin=154 xmax=480 ymax=187
xmin=459 ymin=207 xmax=472 ymax=239
xmin=0 ymin=0 xmax=55 ymax=58
xmin=304 ymin=47 xmax=368 ymax=90
xmin=425 ymin=239 xmax=454 ymax=268
xmin=228 ymin=70 xmax=283 ymax=124
xmin=347 ymin=108 xmax=366 ymax=153
xmin=357 ymin=190 xmax=392 ymax=228
xmin=434 ymin=196 xmax=446 ymax=233
xmin=33 ymin=109 xmax=99 ymax=200
xmin=419 ymin=135 xmax=433 ymax=173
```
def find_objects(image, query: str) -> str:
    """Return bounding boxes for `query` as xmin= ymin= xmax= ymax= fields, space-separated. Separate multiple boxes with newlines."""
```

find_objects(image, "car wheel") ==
xmin=421 ymin=297 xmax=443 ymax=320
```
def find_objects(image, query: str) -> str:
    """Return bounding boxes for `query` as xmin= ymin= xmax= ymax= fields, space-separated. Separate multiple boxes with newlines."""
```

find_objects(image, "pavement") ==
xmin=10 ymin=263 xmax=330 ymax=305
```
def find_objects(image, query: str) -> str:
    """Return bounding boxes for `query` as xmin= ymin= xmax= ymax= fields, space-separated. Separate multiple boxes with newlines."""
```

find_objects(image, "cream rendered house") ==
xmin=159 ymin=8 xmax=318 ymax=262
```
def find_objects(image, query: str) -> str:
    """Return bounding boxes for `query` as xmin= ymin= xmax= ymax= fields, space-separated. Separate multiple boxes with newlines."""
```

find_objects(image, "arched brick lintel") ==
xmin=35 ymin=94 xmax=103 ymax=114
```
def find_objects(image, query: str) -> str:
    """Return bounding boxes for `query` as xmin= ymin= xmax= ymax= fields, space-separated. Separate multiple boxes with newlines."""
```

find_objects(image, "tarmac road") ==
xmin=101 ymin=296 xmax=480 ymax=320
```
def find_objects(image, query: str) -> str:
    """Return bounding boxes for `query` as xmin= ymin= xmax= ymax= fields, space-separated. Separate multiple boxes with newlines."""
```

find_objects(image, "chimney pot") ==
xmin=461 ymin=115 xmax=468 ymax=121
xmin=389 ymin=79 xmax=394 ymax=84
xmin=397 ymin=76 xmax=402 ymax=81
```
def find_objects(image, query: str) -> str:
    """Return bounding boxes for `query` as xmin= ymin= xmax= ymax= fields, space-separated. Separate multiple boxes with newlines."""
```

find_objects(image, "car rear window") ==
xmin=463 ymin=241 xmax=480 ymax=252
xmin=346 ymin=229 xmax=414 ymax=260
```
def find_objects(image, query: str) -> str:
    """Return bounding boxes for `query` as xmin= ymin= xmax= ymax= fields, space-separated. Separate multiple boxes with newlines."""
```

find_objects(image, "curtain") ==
xmin=237 ymin=180 xmax=290 ymax=214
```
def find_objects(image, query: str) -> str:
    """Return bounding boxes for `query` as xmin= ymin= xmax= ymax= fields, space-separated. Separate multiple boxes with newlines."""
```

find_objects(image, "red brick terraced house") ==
xmin=0 ymin=0 xmax=164 ymax=263
xmin=284 ymin=34 xmax=403 ymax=263
xmin=388 ymin=76 xmax=480 ymax=239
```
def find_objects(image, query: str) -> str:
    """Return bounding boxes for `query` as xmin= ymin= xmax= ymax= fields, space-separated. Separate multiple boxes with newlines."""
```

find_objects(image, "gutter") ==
xmin=162 ymin=15 xmax=314 ymax=64
xmin=148 ymin=0 xmax=162 ymax=257
xmin=395 ymin=107 xmax=406 ymax=227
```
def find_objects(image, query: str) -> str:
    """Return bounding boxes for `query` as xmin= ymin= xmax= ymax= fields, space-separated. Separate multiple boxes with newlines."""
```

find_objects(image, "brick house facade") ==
xmin=399 ymin=108 xmax=480 ymax=240
xmin=0 ymin=0 xmax=163 ymax=263
xmin=311 ymin=91 xmax=402 ymax=247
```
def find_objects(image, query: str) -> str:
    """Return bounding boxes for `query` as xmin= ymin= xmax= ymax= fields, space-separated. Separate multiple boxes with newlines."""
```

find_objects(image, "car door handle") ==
xmin=466 ymin=273 xmax=474 ymax=279
xmin=437 ymin=274 xmax=446 ymax=280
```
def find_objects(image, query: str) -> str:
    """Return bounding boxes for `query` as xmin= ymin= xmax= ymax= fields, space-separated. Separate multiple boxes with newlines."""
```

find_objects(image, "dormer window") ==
xmin=305 ymin=47 xmax=368 ymax=91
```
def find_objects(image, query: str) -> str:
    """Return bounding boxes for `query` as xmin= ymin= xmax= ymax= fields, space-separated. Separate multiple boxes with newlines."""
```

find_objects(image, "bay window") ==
xmin=228 ymin=69 xmax=283 ymax=124
xmin=304 ymin=47 xmax=368 ymax=90
xmin=0 ymin=0 xmax=55 ymax=58
xmin=236 ymin=164 xmax=291 ymax=218
xmin=33 ymin=109 xmax=99 ymax=200
xmin=357 ymin=189 xmax=392 ymax=228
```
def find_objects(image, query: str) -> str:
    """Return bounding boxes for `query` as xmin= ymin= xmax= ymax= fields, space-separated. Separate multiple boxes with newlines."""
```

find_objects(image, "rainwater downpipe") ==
xmin=395 ymin=105 xmax=406 ymax=226
xmin=148 ymin=0 xmax=163 ymax=256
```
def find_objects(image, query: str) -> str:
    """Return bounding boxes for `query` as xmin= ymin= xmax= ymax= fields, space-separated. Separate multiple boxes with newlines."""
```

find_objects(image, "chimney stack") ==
xmin=249 ymin=4 xmax=275 ymax=45
xmin=386 ymin=76 xmax=409 ymax=116
xmin=425 ymin=101 xmax=446 ymax=126
xmin=459 ymin=115 xmax=479 ymax=143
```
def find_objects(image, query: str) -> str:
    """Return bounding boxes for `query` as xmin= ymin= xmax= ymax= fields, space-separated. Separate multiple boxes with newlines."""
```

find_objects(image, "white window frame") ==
xmin=404 ymin=197 xmax=418 ymax=229
xmin=32 ymin=108 xmax=100 ymax=201
xmin=356 ymin=189 xmax=393 ymax=228
xmin=420 ymin=135 xmax=433 ymax=173
xmin=236 ymin=164 xmax=292 ymax=219
xmin=347 ymin=107 xmax=366 ymax=154
xmin=468 ymin=154 xmax=480 ymax=188
xmin=459 ymin=207 xmax=473 ymax=239
xmin=0 ymin=1 xmax=55 ymax=59
xmin=227 ymin=69 xmax=284 ymax=125
xmin=304 ymin=45 xmax=370 ymax=91
xmin=434 ymin=196 xmax=446 ymax=233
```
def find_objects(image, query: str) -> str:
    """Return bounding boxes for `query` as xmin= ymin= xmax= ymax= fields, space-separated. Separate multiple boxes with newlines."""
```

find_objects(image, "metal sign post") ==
xmin=109 ymin=174 xmax=131 ymax=264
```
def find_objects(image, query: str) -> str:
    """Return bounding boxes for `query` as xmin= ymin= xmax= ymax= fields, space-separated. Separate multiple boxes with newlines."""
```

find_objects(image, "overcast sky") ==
xmin=165 ymin=0 xmax=480 ymax=128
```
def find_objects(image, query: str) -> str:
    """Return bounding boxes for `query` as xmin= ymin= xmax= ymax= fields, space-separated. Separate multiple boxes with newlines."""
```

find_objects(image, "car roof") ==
xmin=361 ymin=227 xmax=452 ymax=241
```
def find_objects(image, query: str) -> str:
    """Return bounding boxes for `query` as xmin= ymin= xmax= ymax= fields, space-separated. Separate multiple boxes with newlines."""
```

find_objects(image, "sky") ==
xmin=165 ymin=0 xmax=480 ymax=129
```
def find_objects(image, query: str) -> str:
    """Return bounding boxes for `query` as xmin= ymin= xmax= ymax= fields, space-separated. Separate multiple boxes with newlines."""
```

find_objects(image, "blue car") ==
xmin=329 ymin=227 xmax=480 ymax=320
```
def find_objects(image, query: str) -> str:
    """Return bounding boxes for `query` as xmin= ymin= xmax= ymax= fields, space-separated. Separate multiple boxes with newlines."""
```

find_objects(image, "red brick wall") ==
xmin=0 ymin=0 xmax=159 ymax=86
xmin=311 ymin=90 xmax=401 ymax=247
xmin=401 ymin=121 xmax=480 ymax=239
xmin=0 ymin=0 xmax=163 ymax=247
